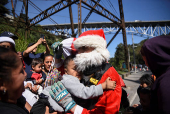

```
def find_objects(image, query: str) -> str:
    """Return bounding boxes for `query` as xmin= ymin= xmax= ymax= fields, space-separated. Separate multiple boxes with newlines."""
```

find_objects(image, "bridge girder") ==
xmin=41 ymin=21 xmax=170 ymax=38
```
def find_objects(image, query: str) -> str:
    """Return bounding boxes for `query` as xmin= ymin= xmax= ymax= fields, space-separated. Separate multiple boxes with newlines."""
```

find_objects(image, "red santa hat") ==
xmin=61 ymin=37 xmax=77 ymax=58
xmin=73 ymin=29 xmax=110 ymax=61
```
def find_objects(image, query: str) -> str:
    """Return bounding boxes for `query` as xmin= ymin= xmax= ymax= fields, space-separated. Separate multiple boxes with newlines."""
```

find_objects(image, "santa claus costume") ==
xmin=73 ymin=29 xmax=122 ymax=114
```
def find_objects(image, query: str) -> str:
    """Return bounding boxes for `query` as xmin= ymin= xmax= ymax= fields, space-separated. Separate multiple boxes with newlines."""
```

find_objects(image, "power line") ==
xmin=108 ymin=0 xmax=119 ymax=17
xmin=105 ymin=0 xmax=119 ymax=18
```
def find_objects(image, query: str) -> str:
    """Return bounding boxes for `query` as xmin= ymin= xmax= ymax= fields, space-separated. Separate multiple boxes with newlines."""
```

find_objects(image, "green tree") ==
xmin=109 ymin=39 xmax=148 ymax=71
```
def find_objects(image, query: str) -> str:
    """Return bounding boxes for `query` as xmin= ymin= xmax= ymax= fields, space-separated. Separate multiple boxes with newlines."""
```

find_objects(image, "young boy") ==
xmin=40 ymin=55 xmax=116 ymax=112
xmin=132 ymin=87 xmax=151 ymax=114
xmin=27 ymin=58 xmax=46 ymax=94
xmin=137 ymin=74 xmax=154 ymax=96
xmin=132 ymin=74 xmax=153 ymax=109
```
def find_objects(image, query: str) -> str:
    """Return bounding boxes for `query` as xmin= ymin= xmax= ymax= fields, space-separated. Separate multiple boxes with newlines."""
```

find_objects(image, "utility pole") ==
xmin=132 ymin=33 xmax=136 ymax=73
xmin=128 ymin=47 xmax=130 ymax=63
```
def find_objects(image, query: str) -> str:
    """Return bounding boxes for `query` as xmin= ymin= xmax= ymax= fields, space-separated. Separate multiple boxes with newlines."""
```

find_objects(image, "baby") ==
xmin=27 ymin=58 xmax=46 ymax=94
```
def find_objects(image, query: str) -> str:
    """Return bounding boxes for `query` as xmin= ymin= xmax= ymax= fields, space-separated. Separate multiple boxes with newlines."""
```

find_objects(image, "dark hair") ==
xmin=0 ymin=47 xmax=19 ymax=82
xmin=31 ymin=58 xmax=43 ymax=68
xmin=64 ymin=55 xmax=75 ymax=69
xmin=43 ymin=54 xmax=54 ymax=62
xmin=140 ymin=74 xmax=154 ymax=86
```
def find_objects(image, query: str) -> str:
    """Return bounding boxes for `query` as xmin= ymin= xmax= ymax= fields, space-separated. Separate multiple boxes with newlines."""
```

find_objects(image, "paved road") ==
xmin=122 ymin=69 xmax=152 ymax=106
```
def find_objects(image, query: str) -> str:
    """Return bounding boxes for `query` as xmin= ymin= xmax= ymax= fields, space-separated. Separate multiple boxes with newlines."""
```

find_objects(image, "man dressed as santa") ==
xmin=69 ymin=29 xmax=122 ymax=114
xmin=49 ymin=29 xmax=122 ymax=114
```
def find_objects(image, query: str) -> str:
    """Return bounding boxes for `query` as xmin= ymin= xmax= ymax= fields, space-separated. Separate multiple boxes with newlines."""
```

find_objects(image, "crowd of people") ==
xmin=0 ymin=30 xmax=170 ymax=114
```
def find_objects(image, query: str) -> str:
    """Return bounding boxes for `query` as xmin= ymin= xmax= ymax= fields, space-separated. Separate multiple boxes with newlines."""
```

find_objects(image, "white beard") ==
xmin=74 ymin=49 xmax=109 ymax=72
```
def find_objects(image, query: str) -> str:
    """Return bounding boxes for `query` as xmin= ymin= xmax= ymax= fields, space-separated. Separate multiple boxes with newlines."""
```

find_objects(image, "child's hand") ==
xmin=106 ymin=77 xmax=116 ymax=90
xmin=133 ymin=104 xmax=140 ymax=108
xmin=101 ymin=77 xmax=116 ymax=90
xmin=25 ymin=83 xmax=32 ymax=90
xmin=35 ymin=80 xmax=39 ymax=85
xmin=37 ymin=79 xmax=43 ymax=84
xmin=32 ymin=85 xmax=39 ymax=94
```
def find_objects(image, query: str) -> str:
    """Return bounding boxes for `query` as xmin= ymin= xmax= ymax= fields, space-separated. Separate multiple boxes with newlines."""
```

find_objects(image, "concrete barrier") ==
xmin=121 ymin=72 xmax=131 ymax=79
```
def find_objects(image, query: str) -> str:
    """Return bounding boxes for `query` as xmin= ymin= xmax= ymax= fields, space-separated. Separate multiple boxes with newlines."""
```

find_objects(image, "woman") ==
xmin=42 ymin=54 xmax=62 ymax=88
xmin=0 ymin=36 xmax=32 ymax=111
xmin=0 ymin=47 xmax=28 ymax=114
xmin=30 ymin=54 xmax=61 ymax=114
xmin=140 ymin=35 xmax=170 ymax=114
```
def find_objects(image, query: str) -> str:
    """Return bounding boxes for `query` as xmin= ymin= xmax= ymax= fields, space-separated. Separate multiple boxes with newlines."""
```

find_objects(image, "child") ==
xmin=132 ymin=74 xmax=153 ymax=109
xmin=137 ymin=74 xmax=154 ymax=96
xmin=27 ymin=58 xmax=46 ymax=94
xmin=40 ymin=55 xmax=116 ymax=112
xmin=132 ymin=87 xmax=151 ymax=114
xmin=62 ymin=55 xmax=116 ymax=99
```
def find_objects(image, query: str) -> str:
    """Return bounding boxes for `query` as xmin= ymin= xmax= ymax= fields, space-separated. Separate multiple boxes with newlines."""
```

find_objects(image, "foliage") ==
xmin=109 ymin=39 xmax=148 ymax=71
xmin=0 ymin=15 xmax=63 ymax=54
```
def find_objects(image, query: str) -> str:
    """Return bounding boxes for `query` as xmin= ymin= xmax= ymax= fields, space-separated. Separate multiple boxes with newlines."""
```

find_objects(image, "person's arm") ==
xmin=22 ymin=38 xmax=43 ymax=57
xmin=41 ymin=71 xmax=46 ymax=83
xmin=61 ymin=75 xmax=102 ymax=99
xmin=62 ymin=75 xmax=116 ymax=99
xmin=25 ymin=101 xmax=32 ymax=113
xmin=43 ymin=38 xmax=50 ymax=54
xmin=101 ymin=77 xmax=116 ymax=90
xmin=26 ymin=72 xmax=34 ymax=82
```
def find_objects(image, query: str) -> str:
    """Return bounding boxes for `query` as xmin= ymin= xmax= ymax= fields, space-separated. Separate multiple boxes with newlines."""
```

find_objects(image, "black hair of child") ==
xmin=63 ymin=55 xmax=75 ymax=69
xmin=31 ymin=58 xmax=43 ymax=68
xmin=139 ymin=74 xmax=154 ymax=87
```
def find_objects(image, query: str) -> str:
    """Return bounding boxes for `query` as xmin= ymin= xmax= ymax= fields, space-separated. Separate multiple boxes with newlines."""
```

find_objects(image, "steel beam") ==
xmin=118 ymin=0 xmax=130 ymax=71
xmin=29 ymin=0 xmax=79 ymax=27
xmin=107 ymin=27 xmax=121 ymax=47
xmin=75 ymin=0 xmax=101 ymax=35
xmin=82 ymin=0 xmax=121 ymax=26
xmin=11 ymin=0 xmax=16 ymax=19
xmin=24 ymin=0 xmax=28 ymax=40
xmin=78 ymin=0 xmax=82 ymax=36
xmin=68 ymin=0 xmax=75 ymax=37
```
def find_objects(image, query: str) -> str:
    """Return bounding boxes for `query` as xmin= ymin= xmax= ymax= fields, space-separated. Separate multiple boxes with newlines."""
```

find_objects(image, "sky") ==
xmin=5 ymin=0 xmax=170 ymax=58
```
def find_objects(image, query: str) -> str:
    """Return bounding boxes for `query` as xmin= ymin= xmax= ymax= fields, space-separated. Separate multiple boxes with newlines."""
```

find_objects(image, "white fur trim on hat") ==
xmin=61 ymin=37 xmax=74 ymax=58
xmin=0 ymin=36 xmax=15 ymax=47
xmin=73 ymin=35 xmax=106 ymax=49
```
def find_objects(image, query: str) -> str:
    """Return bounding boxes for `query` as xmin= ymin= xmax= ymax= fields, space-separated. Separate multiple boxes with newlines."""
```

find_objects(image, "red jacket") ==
xmin=81 ymin=66 xmax=122 ymax=114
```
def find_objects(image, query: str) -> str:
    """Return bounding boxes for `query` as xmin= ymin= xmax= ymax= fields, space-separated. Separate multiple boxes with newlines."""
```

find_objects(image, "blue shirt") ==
xmin=22 ymin=52 xmax=44 ymax=74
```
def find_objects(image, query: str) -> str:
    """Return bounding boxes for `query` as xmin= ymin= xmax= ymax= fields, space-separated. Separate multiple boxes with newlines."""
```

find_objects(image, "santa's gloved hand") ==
xmin=49 ymin=81 xmax=76 ymax=112
xmin=51 ymin=42 xmax=63 ymax=59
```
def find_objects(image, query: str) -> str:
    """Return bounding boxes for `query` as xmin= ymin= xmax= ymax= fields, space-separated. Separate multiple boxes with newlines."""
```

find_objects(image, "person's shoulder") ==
xmin=0 ymin=101 xmax=28 ymax=114
xmin=35 ymin=52 xmax=44 ymax=58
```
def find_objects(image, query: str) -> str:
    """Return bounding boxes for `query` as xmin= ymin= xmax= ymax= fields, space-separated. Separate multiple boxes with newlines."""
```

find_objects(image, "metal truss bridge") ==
xmin=41 ymin=20 xmax=170 ymax=38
